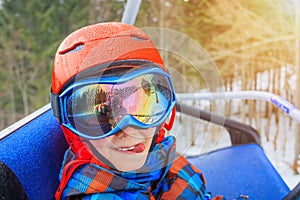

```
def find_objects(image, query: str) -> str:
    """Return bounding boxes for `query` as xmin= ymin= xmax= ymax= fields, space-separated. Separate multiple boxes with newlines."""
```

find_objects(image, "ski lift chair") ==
xmin=0 ymin=103 xmax=294 ymax=199
xmin=177 ymin=103 xmax=291 ymax=199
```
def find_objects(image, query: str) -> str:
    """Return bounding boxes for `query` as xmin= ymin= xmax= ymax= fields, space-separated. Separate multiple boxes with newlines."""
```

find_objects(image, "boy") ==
xmin=51 ymin=22 xmax=218 ymax=199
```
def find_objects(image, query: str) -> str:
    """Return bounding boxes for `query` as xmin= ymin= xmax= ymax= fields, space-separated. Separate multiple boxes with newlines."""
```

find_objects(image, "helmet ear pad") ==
xmin=155 ymin=106 xmax=176 ymax=143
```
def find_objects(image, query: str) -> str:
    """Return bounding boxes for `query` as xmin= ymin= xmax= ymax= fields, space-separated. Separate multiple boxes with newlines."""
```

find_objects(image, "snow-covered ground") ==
xmin=171 ymin=107 xmax=300 ymax=190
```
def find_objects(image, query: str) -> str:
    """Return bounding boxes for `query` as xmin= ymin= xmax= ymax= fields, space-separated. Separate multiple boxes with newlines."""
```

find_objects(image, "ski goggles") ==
xmin=51 ymin=66 xmax=176 ymax=139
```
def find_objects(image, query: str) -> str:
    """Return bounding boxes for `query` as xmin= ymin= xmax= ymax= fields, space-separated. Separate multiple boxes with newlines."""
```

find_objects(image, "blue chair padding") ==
xmin=0 ymin=109 xmax=68 ymax=200
xmin=187 ymin=144 xmax=290 ymax=200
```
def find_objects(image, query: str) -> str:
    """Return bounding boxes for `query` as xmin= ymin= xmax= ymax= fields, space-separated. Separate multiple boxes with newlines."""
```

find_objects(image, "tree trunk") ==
xmin=7 ymin=53 xmax=16 ymax=125
xmin=273 ymin=68 xmax=280 ymax=151
xmin=21 ymin=86 xmax=29 ymax=116
xmin=255 ymin=72 xmax=261 ymax=133
xmin=265 ymin=69 xmax=274 ymax=141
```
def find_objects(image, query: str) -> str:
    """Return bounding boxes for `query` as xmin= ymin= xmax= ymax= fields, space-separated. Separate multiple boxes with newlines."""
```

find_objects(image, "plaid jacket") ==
xmin=56 ymin=136 xmax=213 ymax=200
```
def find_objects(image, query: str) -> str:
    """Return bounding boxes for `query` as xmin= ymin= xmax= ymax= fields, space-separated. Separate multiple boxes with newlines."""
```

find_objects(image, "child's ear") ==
xmin=155 ymin=107 xmax=176 ymax=143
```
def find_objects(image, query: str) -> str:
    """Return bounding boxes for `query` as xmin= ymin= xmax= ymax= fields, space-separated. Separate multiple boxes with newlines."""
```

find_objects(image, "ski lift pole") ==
xmin=176 ymin=91 xmax=300 ymax=124
xmin=121 ymin=0 xmax=142 ymax=25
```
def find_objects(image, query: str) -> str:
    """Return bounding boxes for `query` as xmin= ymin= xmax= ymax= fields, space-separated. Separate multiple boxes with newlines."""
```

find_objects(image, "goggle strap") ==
xmin=50 ymin=92 xmax=61 ymax=119
xmin=164 ymin=106 xmax=176 ymax=131
xmin=156 ymin=106 xmax=176 ymax=143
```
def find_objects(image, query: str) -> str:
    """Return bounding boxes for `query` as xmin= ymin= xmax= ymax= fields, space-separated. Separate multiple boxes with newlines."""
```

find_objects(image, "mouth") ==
xmin=116 ymin=143 xmax=146 ymax=153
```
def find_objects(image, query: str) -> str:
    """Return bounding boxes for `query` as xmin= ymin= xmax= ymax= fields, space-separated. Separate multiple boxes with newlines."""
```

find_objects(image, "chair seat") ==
xmin=187 ymin=144 xmax=290 ymax=200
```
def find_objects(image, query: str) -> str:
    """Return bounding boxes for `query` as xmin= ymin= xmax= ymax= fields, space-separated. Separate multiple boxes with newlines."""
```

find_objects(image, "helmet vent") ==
xmin=131 ymin=35 xmax=148 ymax=42
xmin=60 ymin=43 xmax=84 ymax=55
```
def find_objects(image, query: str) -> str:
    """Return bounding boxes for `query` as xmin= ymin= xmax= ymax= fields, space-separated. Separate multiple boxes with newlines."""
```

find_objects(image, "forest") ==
xmin=0 ymin=0 xmax=299 ymax=177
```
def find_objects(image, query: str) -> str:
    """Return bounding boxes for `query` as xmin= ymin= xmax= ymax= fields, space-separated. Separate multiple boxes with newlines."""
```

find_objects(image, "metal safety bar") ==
xmin=177 ymin=91 xmax=300 ymax=124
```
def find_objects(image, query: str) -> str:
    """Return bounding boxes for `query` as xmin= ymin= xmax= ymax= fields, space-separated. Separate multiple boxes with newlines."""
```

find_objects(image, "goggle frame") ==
xmin=52 ymin=66 xmax=176 ymax=140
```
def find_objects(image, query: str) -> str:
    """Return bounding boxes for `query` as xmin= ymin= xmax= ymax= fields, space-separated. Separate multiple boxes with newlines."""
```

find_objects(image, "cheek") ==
xmin=88 ymin=138 xmax=111 ymax=153
xmin=143 ymin=128 xmax=156 ymax=146
xmin=141 ymin=127 xmax=157 ymax=137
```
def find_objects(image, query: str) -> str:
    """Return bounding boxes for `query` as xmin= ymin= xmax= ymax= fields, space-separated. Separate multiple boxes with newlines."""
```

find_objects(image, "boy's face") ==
xmin=88 ymin=127 xmax=156 ymax=172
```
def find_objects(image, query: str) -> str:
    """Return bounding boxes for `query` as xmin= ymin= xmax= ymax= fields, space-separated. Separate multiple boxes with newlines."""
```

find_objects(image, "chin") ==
xmin=114 ymin=157 xmax=147 ymax=172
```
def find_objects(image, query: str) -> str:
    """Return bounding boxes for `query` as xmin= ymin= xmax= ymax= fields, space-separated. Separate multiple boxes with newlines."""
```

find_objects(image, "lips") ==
xmin=117 ymin=143 xmax=145 ymax=153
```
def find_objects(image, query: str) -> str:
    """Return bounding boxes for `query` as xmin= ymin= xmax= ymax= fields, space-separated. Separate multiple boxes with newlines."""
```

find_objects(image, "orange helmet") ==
xmin=51 ymin=22 xmax=167 ymax=94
